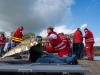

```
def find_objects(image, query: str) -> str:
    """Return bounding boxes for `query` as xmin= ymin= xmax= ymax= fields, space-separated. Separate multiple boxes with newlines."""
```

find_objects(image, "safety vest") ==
xmin=12 ymin=28 xmax=23 ymax=43
xmin=12 ymin=37 xmax=22 ymax=43
xmin=60 ymin=34 xmax=68 ymax=45
xmin=85 ymin=30 xmax=95 ymax=43
xmin=47 ymin=31 xmax=66 ymax=51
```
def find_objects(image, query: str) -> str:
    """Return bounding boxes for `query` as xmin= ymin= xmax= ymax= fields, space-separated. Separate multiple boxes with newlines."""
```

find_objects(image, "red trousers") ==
xmin=85 ymin=43 xmax=94 ymax=60
xmin=46 ymin=45 xmax=68 ymax=57
xmin=58 ymin=47 xmax=68 ymax=57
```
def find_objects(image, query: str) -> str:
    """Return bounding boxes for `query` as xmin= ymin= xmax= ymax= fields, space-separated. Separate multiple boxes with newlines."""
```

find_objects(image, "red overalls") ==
xmin=60 ymin=34 xmax=69 ymax=57
xmin=45 ymin=31 xmax=68 ymax=57
xmin=85 ymin=30 xmax=95 ymax=60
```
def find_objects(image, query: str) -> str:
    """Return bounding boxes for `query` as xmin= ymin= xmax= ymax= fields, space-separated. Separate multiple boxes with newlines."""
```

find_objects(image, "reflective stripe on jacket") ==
xmin=85 ymin=30 xmax=95 ymax=43
xmin=12 ymin=28 xmax=23 ymax=43
xmin=47 ymin=31 xmax=66 ymax=51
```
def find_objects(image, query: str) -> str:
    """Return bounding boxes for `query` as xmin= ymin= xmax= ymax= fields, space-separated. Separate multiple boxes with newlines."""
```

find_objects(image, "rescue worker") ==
xmin=66 ymin=35 xmax=72 ymax=56
xmin=0 ymin=33 xmax=6 ymax=56
xmin=60 ymin=32 xmax=69 ymax=57
xmin=42 ymin=26 xmax=68 ymax=57
xmin=73 ymin=28 xmax=83 ymax=59
xmin=12 ymin=26 xmax=23 ymax=59
xmin=83 ymin=28 xmax=95 ymax=61
xmin=79 ymin=29 xmax=84 ymax=58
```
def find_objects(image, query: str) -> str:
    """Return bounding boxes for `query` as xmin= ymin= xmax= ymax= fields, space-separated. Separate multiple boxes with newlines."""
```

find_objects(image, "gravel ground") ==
xmin=0 ymin=56 xmax=100 ymax=75
xmin=78 ymin=59 xmax=100 ymax=75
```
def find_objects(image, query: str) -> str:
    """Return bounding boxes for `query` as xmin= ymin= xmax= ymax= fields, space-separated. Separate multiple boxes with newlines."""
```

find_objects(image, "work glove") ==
xmin=35 ymin=37 xmax=42 ymax=42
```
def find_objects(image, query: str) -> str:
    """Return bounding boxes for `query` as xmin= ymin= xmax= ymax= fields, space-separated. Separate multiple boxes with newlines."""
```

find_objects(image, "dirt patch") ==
xmin=78 ymin=60 xmax=100 ymax=75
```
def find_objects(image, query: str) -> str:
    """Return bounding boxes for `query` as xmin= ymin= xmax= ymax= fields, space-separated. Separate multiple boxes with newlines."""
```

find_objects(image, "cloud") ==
xmin=39 ymin=25 xmax=75 ymax=37
xmin=39 ymin=23 xmax=87 ymax=37
xmin=39 ymin=23 xmax=100 ymax=46
xmin=0 ymin=0 xmax=74 ymax=35
xmin=94 ymin=38 xmax=100 ymax=46
xmin=80 ymin=24 xmax=87 ymax=29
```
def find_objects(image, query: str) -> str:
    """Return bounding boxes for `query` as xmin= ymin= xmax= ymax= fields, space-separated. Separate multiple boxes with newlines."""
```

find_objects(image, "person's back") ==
xmin=42 ymin=26 xmax=68 ymax=57
xmin=29 ymin=36 xmax=43 ymax=62
xmin=73 ymin=30 xmax=83 ymax=43
xmin=59 ymin=33 xmax=69 ymax=56
xmin=73 ymin=28 xmax=83 ymax=59
xmin=12 ymin=27 xmax=23 ymax=43
xmin=29 ymin=43 xmax=43 ymax=62
xmin=47 ymin=31 xmax=67 ymax=57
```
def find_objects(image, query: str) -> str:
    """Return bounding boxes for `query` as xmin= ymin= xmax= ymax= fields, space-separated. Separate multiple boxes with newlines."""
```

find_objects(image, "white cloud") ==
xmin=0 ymin=0 xmax=74 ymax=34
xmin=80 ymin=24 xmax=87 ymax=29
xmin=94 ymin=38 xmax=100 ymax=46
xmin=39 ymin=25 xmax=75 ymax=37
xmin=38 ymin=29 xmax=47 ymax=37
xmin=39 ymin=24 xmax=87 ymax=37
xmin=39 ymin=24 xmax=100 ymax=46
xmin=54 ymin=25 xmax=75 ymax=34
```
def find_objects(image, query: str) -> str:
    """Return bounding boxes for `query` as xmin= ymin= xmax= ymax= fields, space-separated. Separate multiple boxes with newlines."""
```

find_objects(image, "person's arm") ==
xmin=42 ymin=34 xmax=57 ymax=40
xmin=83 ymin=31 xmax=89 ymax=38
xmin=42 ymin=36 xmax=53 ymax=40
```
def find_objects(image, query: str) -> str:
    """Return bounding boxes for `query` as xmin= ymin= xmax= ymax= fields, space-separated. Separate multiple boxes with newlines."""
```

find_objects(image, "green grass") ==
xmin=94 ymin=50 xmax=100 ymax=55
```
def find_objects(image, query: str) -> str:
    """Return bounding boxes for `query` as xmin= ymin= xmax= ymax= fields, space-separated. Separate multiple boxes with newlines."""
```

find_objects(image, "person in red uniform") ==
xmin=0 ymin=33 xmax=6 ymax=56
xmin=73 ymin=28 xmax=83 ymax=59
xmin=66 ymin=35 xmax=72 ymax=56
xmin=84 ymin=28 xmax=95 ymax=61
xmin=43 ymin=26 xmax=67 ymax=57
xmin=59 ymin=32 xmax=69 ymax=57
xmin=12 ymin=26 xmax=23 ymax=43
xmin=12 ymin=26 xmax=24 ymax=59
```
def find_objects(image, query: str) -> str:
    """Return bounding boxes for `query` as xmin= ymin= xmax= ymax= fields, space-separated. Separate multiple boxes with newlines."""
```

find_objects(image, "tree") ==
xmin=65 ymin=33 xmax=74 ymax=42
xmin=0 ymin=31 xmax=6 ymax=35
xmin=22 ymin=32 xmax=35 ymax=40
xmin=10 ymin=32 xmax=35 ymax=41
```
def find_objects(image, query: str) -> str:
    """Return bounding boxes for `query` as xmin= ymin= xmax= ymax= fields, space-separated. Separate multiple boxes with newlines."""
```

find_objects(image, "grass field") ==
xmin=94 ymin=50 xmax=100 ymax=55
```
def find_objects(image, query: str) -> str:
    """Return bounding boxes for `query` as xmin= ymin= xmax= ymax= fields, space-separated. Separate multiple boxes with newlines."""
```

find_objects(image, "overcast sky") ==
xmin=0 ymin=0 xmax=74 ymax=34
xmin=0 ymin=0 xmax=100 ymax=46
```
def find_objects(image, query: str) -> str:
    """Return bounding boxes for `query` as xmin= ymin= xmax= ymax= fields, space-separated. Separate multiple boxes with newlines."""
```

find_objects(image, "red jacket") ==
xmin=0 ymin=36 xmax=6 ymax=46
xmin=45 ymin=31 xmax=66 ymax=53
xmin=73 ymin=30 xmax=83 ymax=43
xmin=84 ymin=30 xmax=95 ymax=43
xmin=12 ymin=28 xmax=23 ymax=43
xmin=66 ymin=36 xmax=71 ymax=47
xmin=60 ymin=34 xmax=67 ymax=45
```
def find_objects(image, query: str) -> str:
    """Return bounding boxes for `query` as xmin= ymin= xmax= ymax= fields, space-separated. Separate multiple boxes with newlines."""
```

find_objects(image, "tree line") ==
xmin=0 ymin=31 xmax=35 ymax=42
